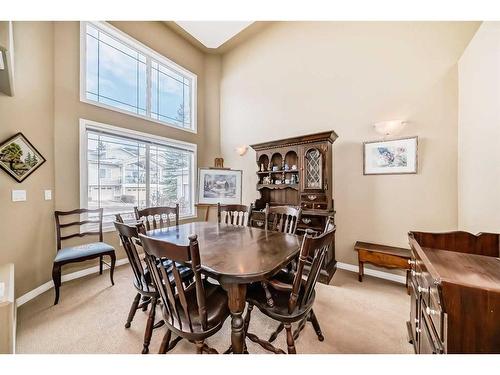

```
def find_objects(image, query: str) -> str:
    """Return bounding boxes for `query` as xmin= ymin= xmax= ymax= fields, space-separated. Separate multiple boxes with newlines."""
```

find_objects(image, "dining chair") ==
xmin=244 ymin=227 xmax=336 ymax=354
xmin=217 ymin=203 xmax=251 ymax=226
xmin=139 ymin=232 xmax=231 ymax=354
xmin=114 ymin=220 xmax=174 ymax=354
xmin=134 ymin=204 xmax=179 ymax=231
xmin=264 ymin=204 xmax=302 ymax=234
xmin=52 ymin=208 xmax=116 ymax=305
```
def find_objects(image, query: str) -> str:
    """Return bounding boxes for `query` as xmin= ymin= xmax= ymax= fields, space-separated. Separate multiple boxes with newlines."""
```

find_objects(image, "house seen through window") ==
xmin=83 ymin=121 xmax=196 ymax=229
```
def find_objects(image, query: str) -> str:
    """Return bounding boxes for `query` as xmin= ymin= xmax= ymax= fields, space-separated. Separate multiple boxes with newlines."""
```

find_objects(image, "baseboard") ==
xmin=16 ymin=258 xmax=129 ymax=307
xmin=16 ymin=258 xmax=404 ymax=306
xmin=336 ymin=262 xmax=406 ymax=284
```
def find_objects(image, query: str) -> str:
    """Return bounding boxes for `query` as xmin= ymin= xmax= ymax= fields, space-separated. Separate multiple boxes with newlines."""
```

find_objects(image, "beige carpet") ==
xmin=16 ymin=265 xmax=413 ymax=354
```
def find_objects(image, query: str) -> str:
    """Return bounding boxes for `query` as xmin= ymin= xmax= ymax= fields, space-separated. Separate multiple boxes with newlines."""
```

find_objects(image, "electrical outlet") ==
xmin=44 ymin=190 xmax=52 ymax=200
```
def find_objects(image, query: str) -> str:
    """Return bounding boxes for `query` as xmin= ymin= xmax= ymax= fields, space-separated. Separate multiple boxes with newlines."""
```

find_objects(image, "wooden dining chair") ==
xmin=244 ymin=228 xmax=336 ymax=354
xmin=134 ymin=204 xmax=179 ymax=231
xmin=114 ymin=220 xmax=176 ymax=354
xmin=52 ymin=208 xmax=116 ymax=305
xmin=264 ymin=204 xmax=302 ymax=234
xmin=217 ymin=203 xmax=251 ymax=226
xmin=139 ymin=232 xmax=231 ymax=354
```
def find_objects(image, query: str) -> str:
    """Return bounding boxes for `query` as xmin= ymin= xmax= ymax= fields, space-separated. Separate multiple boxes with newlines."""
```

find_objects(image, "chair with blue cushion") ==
xmin=52 ymin=208 xmax=116 ymax=305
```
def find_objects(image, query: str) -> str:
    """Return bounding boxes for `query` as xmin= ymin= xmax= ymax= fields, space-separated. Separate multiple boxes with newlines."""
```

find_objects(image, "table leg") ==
xmin=225 ymin=283 xmax=247 ymax=354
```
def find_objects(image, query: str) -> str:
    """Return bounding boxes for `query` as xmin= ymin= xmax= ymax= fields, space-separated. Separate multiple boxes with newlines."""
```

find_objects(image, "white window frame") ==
xmin=79 ymin=118 xmax=198 ymax=232
xmin=80 ymin=21 xmax=198 ymax=134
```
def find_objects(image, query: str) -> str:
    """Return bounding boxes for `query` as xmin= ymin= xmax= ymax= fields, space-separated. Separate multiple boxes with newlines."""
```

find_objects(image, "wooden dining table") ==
xmin=145 ymin=221 xmax=302 ymax=354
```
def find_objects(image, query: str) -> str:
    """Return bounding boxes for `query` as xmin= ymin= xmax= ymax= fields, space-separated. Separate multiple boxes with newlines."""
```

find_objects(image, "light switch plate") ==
xmin=44 ymin=189 xmax=52 ymax=200
xmin=12 ymin=189 xmax=26 ymax=202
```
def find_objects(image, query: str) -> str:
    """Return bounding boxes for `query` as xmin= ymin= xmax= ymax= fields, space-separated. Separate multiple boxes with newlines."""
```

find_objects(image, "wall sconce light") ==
xmin=373 ymin=120 xmax=406 ymax=137
xmin=235 ymin=145 xmax=248 ymax=156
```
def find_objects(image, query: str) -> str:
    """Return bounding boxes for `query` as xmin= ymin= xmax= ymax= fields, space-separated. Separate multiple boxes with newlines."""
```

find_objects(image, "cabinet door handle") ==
xmin=411 ymin=270 xmax=421 ymax=277
xmin=408 ymin=259 xmax=415 ymax=266
xmin=307 ymin=195 xmax=317 ymax=201
xmin=302 ymin=218 xmax=311 ymax=224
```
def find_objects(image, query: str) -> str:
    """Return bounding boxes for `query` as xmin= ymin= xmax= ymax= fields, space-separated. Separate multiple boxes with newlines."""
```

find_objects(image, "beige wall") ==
xmin=0 ymin=22 xmax=56 ymax=296
xmin=1 ymin=21 xmax=221 ymax=296
xmin=220 ymin=21 xmax=479 ymax=269
xmin=458 ymin=22 xmax=500 ymax=233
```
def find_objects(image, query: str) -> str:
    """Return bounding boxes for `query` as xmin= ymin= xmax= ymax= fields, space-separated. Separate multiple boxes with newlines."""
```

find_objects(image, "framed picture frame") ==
xmin=197 ymin=168 xmax=242 ymax=205
xmin=363 ymin=136 xmax=418 ymax=175
xmin=0 ymin=132 xmax=46 ymax=183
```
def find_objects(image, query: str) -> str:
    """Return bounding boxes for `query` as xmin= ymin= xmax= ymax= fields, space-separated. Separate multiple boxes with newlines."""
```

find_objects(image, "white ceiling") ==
xmin=175 ymin=21 xmax=254 ymax=48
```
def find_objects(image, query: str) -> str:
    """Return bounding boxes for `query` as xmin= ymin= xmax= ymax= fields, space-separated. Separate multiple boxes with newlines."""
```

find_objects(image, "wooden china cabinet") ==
xmin=249 ymin=131 xmax=338 ymax=283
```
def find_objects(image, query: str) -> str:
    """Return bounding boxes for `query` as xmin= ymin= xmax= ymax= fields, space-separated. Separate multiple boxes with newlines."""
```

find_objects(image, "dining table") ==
xmin=145 ymin=221 xmax=302 ymax=354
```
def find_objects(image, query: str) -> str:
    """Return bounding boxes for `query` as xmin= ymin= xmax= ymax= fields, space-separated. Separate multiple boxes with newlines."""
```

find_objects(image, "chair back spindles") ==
xmin=217 ymin=203 xmax=250 ymax=227
xmin=135 ymin=205 xmax=179 ymax=231
xmin=290 ymin=228 xmax=335 ymax=313
xmin=54 ymin=208 xmax=104 ymax=251
xmin=113 ymin=221 xmax=150 ymax=292
xmin=139 ymin=233 xmax=207 ymax=333
xmin=264 ymin=204 xmax=301 ymax=235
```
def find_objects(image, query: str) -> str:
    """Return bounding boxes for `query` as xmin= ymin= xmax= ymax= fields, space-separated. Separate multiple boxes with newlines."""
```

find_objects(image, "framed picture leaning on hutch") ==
xmin=363 ymin=136 xmax=418 ymax=175
xmin=0 ymin=132 xmax=46 ymax=183
xmin=197 ymin=168 xmax=242 ymax=205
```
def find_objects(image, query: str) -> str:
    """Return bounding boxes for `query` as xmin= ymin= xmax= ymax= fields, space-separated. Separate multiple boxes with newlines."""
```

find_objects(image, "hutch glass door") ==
xmin=304 ymin=148 xmax=322 ymax=189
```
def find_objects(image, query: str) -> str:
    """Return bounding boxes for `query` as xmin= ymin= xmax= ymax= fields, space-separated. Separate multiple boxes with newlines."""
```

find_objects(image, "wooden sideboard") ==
xmin=249 ymin=131 xmax=338 ymax=283
xmin=407 ymin=231 xmax=500 ymax=354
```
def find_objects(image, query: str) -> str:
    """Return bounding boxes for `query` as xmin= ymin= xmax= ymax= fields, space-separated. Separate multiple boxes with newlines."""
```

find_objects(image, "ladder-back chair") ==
xmin=52 ymin=208 xmax=115 ymax=305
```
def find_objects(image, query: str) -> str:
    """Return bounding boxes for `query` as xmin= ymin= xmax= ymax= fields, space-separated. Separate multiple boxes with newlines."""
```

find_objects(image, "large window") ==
xmin=80 ymin=21 xmax=197 ymax=132
xmin=80 ymin=119 xmax=196 ymax=230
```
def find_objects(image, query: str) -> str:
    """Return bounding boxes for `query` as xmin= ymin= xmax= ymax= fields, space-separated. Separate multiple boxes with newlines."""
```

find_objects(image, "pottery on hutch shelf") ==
xmin=291 ymin=164 xmax=297 ymax=170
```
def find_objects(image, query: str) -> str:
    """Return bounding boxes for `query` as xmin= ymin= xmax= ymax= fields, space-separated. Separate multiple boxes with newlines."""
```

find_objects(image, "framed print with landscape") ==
xmin=363 ymin=136 xmax=418 ymax=175
xmin=0 ymin=132 xmax=46 ymax=183
xmin=198 ymin=168 xmax=242 ymax=205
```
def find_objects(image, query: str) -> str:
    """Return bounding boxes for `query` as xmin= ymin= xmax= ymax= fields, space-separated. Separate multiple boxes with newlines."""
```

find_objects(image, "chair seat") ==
xmin=247 ymin=271 xmax=313 ymax=322
xmin=54 ymin=242 xmax=115 ymax=263
xmin=163 ymin=279 xmax=230 ymax=337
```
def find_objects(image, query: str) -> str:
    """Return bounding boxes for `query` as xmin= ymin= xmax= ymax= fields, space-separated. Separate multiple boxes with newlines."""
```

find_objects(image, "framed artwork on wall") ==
xmin=197 ymin=168 xmax=242 ymax=205
xmin=363 ymin=136 xmax=418 ymax=175
xmin=0 ymin=132 xmax=46 ymax=183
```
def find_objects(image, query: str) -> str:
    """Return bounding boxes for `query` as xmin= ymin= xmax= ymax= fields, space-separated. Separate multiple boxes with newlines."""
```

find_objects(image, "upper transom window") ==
xmin=80 ymin=21 xmax=197 ymax=133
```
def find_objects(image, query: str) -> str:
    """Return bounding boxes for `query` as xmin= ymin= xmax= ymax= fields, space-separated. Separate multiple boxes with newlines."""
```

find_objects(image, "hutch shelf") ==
xmin=250 ymin=130 xmax=338 ymax=283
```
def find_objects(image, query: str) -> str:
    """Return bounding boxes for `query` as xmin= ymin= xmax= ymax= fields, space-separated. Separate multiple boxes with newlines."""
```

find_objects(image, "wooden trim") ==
xmin=250 ymin=131 xmax=338 ymax=151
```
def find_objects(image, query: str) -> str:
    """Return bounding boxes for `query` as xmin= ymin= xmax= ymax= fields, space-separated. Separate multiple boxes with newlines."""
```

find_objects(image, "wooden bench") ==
xmin=354 ymin=241 xmax=411 ymax=291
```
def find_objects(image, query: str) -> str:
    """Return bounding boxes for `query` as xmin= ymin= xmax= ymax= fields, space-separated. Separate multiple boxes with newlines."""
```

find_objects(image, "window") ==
xmin=80 ymin=21 xmax=197 ymax=133
xmin=80 ymin=119 xmax=197 ymax=230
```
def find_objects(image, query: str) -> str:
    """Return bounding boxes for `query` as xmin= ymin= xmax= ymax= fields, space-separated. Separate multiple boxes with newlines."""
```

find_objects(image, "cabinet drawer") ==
xmin=297 ymin=215 xmax=324 ymax=231
xmin=300 ymin=193 xmax=327 ymax=203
